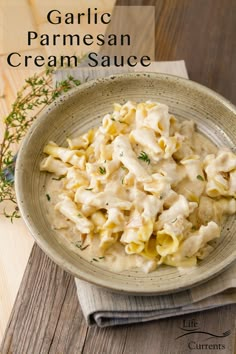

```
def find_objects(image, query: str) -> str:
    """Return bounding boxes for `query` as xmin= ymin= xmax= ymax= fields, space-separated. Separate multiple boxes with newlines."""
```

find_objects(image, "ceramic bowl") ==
xmin=15 ymin=73 xmax=236 ymax=295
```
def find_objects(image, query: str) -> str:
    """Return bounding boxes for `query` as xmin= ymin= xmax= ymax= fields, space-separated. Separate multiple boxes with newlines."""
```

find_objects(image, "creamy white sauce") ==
xmin=46 ymin=180 xmax=146 ymax=272
xmin=45 ymin=131 xmax=218 ymax=274
xmin=193 ymin=132 xmax=218 ymax=156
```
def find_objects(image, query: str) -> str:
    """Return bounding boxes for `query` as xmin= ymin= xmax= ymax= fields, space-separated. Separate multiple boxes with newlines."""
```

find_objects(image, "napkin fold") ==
xmin=55 ymin=61 xmax=236 ymax=327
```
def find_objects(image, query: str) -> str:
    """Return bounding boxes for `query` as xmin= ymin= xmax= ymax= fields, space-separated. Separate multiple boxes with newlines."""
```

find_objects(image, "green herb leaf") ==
xmin=92 ymin=258 xmax=99 ymax=262
xmin=46 ymin=194 xmax=51 ymax=201
xmin=99 ymin=256 xmax=105 ymax=259
xmin=80 ymin=244 xmax=89 ymax=251
xmin=74 ymin=241 xmax=82 ymax=249
xmin=85 ymin=188 xmax=93 ymax=191
xmin=138 ymin=151 xmax=151 ymax=164
xmin=197 ymin=175 xmax=205 ymax=181
xmin=73 ymin=241 xmax=89 ymax=251
xmin=77 ymin=213 xmax=82 ymax=218
xmin=99 ymin=167 xmax=106 ymax=175
xmin=52 ymin=175 xmax=65 ymax=181
xmin=0 ymin=65 xmax=83 ymax=221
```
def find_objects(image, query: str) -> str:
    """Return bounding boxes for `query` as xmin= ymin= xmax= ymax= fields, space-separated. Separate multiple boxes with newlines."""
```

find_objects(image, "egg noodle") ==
xmin=40 ymin=101 xmax=236 ymax=273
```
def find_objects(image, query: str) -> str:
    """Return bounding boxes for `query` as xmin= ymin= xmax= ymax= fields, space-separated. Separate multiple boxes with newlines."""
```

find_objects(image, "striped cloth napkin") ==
xmin=55 ymin=61 xmax=236 ymax=327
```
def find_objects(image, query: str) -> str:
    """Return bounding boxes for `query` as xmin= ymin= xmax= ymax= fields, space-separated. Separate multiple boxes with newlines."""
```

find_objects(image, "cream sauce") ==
xmin=45 ymin=131 xmax=218 ymax=274
xmin=46 ymin=180 xmax=148 ymax=272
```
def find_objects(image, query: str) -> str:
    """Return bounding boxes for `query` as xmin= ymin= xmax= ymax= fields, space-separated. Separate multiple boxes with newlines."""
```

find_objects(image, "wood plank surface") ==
xmin=118 ymin=0 xmax=236 ymax=103
xmin=1 ymin=244 xmax=236 ymax=354
xmin=0 ymin=0 xmax=115 ymax=341
xmin=1 ymin=0 xmax=236 ymax=353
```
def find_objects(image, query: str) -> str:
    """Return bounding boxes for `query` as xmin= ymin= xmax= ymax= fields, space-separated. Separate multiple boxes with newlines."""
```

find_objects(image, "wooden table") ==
xmin=1 ymin=0 xmax=236 ymax=353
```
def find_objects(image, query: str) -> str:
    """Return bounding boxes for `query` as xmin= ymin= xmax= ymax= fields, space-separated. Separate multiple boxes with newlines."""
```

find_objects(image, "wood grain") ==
xmin=0 ymin=245 xmax=87 ymax=354
xmin=117 ymin=0 xmax=236 ymax=104
xmin=1 ymin=244 xmax=235 ymax=354
xmin=0 ymin=0 xmax=115 ymax=341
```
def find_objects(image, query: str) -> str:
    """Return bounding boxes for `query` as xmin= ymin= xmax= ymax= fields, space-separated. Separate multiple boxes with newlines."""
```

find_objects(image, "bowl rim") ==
xmin=15 ymin=72 xmax=236 ymax=295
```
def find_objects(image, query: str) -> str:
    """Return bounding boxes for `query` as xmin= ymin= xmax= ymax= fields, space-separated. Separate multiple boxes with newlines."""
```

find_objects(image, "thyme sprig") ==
xmin=0 ymin=68 xmax=81 ymax=221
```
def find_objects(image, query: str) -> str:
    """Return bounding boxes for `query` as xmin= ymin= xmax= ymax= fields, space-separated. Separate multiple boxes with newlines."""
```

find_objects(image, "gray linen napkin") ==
xmin=55 ymin=61 xmax=236 ymax=327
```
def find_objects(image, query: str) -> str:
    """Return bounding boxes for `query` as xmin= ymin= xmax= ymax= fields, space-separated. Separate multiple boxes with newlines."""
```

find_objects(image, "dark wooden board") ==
xmin=1 ymin=0 xmax=236 ymax=353
xmin=1 ymin=244 xmax=236 ymax=354
xmin=118 ymin=0 xmax=236 ymax=104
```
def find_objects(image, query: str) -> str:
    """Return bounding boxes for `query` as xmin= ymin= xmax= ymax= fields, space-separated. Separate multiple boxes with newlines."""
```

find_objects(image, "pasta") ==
xmin=40 ymin=101 xmax=236 ymax=273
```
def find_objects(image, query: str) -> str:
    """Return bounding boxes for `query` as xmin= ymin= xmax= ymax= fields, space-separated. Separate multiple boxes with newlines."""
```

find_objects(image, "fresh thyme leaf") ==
xmin=74 ymin=241 xmax=89 ymax=251
xmin=197 ymin=175 xmax=205 ymax=181
xmin=85 ymin=188 xmax=93 ymax=191
xmin=74 ymin=242 xmax=82 ymax=249
xmin=46 ymin=194 xmax=51 ymax=201
xmin=77 ymin=213 xmax=82 ymax=217
xmin=99 ymin=166 xmax=106 ymax=175
xmin=3 ymin=208 xmax=20 ymax=223
xmin=171 ymin=218 xmax=177 ymax=223
xmin=52 ymin=175 xmax=65 ymax=181
xmin=0 ymin=66 xmax=82 ymax=221
xmin=92 ymin=258 xmax=99 ymax=262
xmin=111 ymin=117 xmax=115 ymax=121
xmin=121 ymin=166 xmax=127 ymax=170
xmin=80 ymin=244 xmax=89 ymax=251
xmin=121 ymin=177 xmax=124 ymax=184
xmin=99 ymin=256 xmax=105 ymax=259
xmin=138 ymin=151 xmax=151 ymax=164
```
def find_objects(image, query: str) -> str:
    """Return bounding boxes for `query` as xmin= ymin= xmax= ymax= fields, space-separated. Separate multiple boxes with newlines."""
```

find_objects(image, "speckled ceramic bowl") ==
xmin=15 ymin=73 xmax=236 ymax=295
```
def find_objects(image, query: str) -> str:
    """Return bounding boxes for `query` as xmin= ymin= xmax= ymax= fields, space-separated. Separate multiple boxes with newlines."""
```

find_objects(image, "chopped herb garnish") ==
xmin=121 ymin=177 xmax=124 ymax=184
xmin=85 ymin=188 xmax=93 ymax=191
xmin=78 ymin=213 xmax=82 ymax=218
xmin=160 ymin=195 xmax=163 ymax=200
xmin=74 ymin=241 xmax=89 ymax=251
xmin=52 ymin=175 xmax=65 ymax=181
xmin=104 ymin=160 xmax=106 ymax=163
xmin=92 ymin=258 xmax=99 ymax=262
xmin=99 ymin=166 xmax=106 ymax=175
xmin=80 ymin=244 xmax=90 ymax=251
xmin=171 ymin=218 xmax=177 ymax=223
xmin=120 ymin=152 xmax=124 ymax=157
xmin=192 ymin=225 xmax=197 ymax=231
xmin=197 ymin=175 xmax=205 ymax=181
xmin=111 ymin=117 xmax=115 ymax=121
xmin=121 ymin=166 xmax=127 ymax=170
xmin=138 ymin=151 xmax=150 ymax=164
xmin=99 ymin=256 xmax=105 ymax=259
xmin=46 ymin=194 xmax=51 ymax=201
xmin=74 ymin=241 xmax=82 ymax=248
